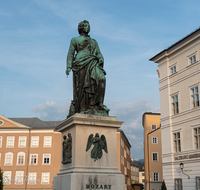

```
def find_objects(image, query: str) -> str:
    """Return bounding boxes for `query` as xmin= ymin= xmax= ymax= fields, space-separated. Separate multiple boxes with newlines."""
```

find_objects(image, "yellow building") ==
xmin=0 ymin=115 xmax=62 ymax=190
xmin=142 ymin=112 xmax=163 ymax=190
xmin=117 ymin=129 xmax=132 ymax=190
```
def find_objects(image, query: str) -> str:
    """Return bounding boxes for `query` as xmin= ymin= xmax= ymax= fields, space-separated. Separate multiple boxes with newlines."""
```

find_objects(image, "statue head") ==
xmin=68 ymin=133 xmax=71 ymax=137
xmin=63 ymin=135 xmax=66 ymax=140
xmin=95 ymin=133 xmax=99 ymax=138
xmin=78 ymin=20 xmax=90 ymax=35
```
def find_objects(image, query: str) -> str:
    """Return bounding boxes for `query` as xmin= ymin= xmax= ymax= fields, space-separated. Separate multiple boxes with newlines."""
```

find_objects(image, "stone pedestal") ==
xmin=53 ymin=114 xmax=125 ymax=190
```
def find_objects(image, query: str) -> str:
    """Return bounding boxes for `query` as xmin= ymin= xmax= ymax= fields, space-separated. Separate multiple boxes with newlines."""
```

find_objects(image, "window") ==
xmin=174 ymin=132 xmax=181 ymax=152
xmin=15 ymin=171 xmax=24 ymax=184
xmin=28 ymin=172 xmax=37 ymax=184
xmin=0 ymin=136 xmax=2 ymax=147
xmin=170 ymin=65 xmax=177 ymax=74
xmin=30 ymin=154 xmax=38 ymax=165
xmin=43 ymin=154 xmax=51 ymax=164
xmin=124 ymin=167 xmax=127 ymax=175
xmin=5 ymin=152 xmax=13 ymax=165
xmin=0 ymin=120 xmax=3 ymax=125
xmin=6 ymin=136 xmax=15 ymax=147
xmin=175 ymin=178 xmax=182 ymax=190
xmin=189 ymin=54 xmax=197 ymax=64
xmin=152 ymin=136 xmax=158 ymax=144
xmin=196 ymin=176 xmax=200 ymax=190
xmin=18 ymin=136 xmax=26 ymax=148
xmin=172 ymin=95 xmax=179 ymax=114
xmin=194 ymin=127 xmax=200 ymax=149
xmin=142 ymin=179 xmax=145 ymax=183
xmin=153 ymin=172 xmax=159 ymax=182
xmin=17 ymin=152 xmax=25 ymax=165
xmin=121 ymin=138 xmax=124 ymax=148
xmin=44 ymin=136 xmax=52 ymax=147
xmin=41 ymin=172 xmax=50 ymax=184
xmin=121 ymin=155 xmax=124 ymax=165
xmin=152 ymin=152 xmax=158 ymax=161
xmin=152 ymin=124 xmax=157 ymax=130
xmin=3 ymin=171 xmax=12 ymax=184
xmin=31 ymin=136 xmax=39 ymax=147
xmin=191 ymin=86 xmax=199 ymax=108
xmin=142 ymin=173 xmax=145 ymax=176
xmin=124 ymin=149 xmax=126 ymax=158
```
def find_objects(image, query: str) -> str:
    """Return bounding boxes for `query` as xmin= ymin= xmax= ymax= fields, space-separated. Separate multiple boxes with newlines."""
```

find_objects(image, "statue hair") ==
xmin=78 ymin=20 xmax=89 ymax=34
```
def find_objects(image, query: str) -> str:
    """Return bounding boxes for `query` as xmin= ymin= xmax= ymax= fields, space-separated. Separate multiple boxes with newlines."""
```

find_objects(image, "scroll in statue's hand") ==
xmin=66 ymin=68 xmax=71 ymax=75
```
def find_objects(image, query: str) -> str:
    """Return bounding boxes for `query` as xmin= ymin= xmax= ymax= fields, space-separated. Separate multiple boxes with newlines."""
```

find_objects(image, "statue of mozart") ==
xmin=66 ymin=20 xmax=109 ymax=117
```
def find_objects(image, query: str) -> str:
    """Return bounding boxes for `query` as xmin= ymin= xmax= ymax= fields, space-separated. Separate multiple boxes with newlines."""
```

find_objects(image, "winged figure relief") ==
xmin=86 ymin=133 xmax=108 ymax=161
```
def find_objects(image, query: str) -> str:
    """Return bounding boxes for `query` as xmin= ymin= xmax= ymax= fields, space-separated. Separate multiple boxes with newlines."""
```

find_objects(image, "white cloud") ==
xmin=32 ymin=100 xmax=70 ymax=120
xmin=127 ymin=134 xmax=137 ymax=140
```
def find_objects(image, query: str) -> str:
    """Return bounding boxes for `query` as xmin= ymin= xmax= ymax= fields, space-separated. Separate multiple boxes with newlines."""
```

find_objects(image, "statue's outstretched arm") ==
xmin=66 ymin=38 xmax=76 ymax=76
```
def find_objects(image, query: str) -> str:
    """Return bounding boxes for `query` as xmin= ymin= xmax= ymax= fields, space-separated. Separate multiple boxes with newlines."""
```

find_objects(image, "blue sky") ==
xmin=1 ymin=0 xmax=200 ymax=159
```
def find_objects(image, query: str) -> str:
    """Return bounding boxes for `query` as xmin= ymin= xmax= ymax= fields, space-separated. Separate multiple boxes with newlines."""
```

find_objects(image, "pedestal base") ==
xmin=53 ymin=173 xmax=125 ymax=190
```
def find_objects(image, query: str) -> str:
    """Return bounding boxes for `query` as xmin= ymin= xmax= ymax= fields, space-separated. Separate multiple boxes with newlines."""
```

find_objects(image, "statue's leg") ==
xmin=98 ymin=76 xmax=106 ymax=109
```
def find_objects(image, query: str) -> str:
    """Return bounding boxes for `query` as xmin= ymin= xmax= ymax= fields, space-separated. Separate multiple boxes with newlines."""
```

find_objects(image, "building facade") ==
xmin=138 ymin=162 xmax=145 ymax=186
xmin=0 ymin=115 xmax=62 ymax=190
xmin=130 ymin=160 xmax=139 ymax=184
xmin=143 ymin=112 xmax=163 ymax=190
xmin=117 ymin=129 xmax=132 ymax=190
xmin=150 ymin=28 xmax=200 ymax=190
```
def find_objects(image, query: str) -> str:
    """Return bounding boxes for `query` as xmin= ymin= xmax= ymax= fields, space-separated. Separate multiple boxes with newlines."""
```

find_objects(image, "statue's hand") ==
xmin=66 ymin=68 xmax=71 ymax=75
xmin=98 ymin=58 xmax=103 ymax=68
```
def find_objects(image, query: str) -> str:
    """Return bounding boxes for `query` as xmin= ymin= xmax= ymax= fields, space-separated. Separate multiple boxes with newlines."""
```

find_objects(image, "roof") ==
xmin=150 ymin=27 xmax=200 ymax=61
xmin=131 ymin=161 xmax=139 ymax=167
xmin=9 ymin=118 xmax=62 ymax=129
xmin=142 ymin=112 xmax=160 ymax=127
xmin=117 ymin=128 xmax=131 ymax=148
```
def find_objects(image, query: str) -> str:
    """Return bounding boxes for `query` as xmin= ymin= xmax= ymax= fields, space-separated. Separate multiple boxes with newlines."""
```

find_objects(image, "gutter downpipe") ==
xmin=25 ymin=128 xmax=31 ymax=190
xmin=147 ymin=127 xmax=161 ymax=190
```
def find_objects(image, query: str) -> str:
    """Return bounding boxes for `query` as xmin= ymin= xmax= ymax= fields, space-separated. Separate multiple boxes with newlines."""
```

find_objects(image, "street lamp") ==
xmin=180 ymin=162 xmax=190 ymax=179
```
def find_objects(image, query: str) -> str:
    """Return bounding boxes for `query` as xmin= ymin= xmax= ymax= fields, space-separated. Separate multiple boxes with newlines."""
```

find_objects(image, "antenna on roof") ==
xmin=3 ymin=89 xmax=6 ymax=116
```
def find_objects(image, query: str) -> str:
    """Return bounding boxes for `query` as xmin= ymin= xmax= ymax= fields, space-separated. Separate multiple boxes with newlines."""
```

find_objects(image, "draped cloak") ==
xmin=67 ymin=35 xmax=106 ymax=113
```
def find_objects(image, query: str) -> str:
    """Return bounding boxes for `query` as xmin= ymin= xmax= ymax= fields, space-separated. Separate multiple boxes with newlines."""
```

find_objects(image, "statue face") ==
xmin=82 ymin=23 xmax=90 ymax=34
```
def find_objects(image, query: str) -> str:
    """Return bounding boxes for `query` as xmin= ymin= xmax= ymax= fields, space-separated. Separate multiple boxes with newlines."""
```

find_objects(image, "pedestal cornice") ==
xmin=55 ymin=113 xmax=123 ymax=132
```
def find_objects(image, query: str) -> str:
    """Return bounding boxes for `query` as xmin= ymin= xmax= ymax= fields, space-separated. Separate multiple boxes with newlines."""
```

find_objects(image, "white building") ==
xmin=150 ymin=28 xmax=200 ymax=190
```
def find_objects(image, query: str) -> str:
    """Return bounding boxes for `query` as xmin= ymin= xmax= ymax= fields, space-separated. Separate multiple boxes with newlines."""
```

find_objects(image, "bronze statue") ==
xmin=86 ymin=133 xmax=108 ymax=161
xmin=66 ymin=20 xmax=109 ymax=117
xmin=62 ymin=133 xmax=72 ymax=164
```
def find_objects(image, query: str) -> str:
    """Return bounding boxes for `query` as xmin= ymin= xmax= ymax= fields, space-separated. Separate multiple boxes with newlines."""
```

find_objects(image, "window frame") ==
xmin=151 ymin=124 xmax=157 ymax=130
xmin=188 ymin=52 xmax=197 ymax=65
xmin=196 ymin=176 xmax=200 ymax=190
xmin=41 ymin=172 xmax=50 ymax=184
xmin=15 ymin=170 xmax=24 ymax=184
xmin=171 ymin=94 xmax=179 ymax=115
xmin=31 ymin=136 xmax=39 ymax=147
xmin=17 ymin=152 xmax=25 ymax=165
xmin=173 ymin=132 xmax=181 ymax=153
xmin=0 ymin=136 xmax=2 ymax=148
xmin=43 ymin=154 xmax=51 ymax=165
xmin=6 ymin=136 xmax=15 ymax=148
xmin=190 ymin=85 xmax=200 ymax=109
xmin=3 ymin=171 xmax=12 ymax=185
xmin=153 ymin=172 xmax=159 ymax=182
xmin=4 ymin=152 xmax=13 ymax=165
xmin=43 ymin=136 xmax=52 ymax=147
xmin=28 ymin=172 xmax=37 ymax=185
xmin=152 ymin=152 xmax=158 ymax=162
xmin=152 ymin=136 xmax=158 ymax=144
xmin=174 ymin=178 xmax=182 ymax=190
xmin=18 ymin=136 xmax=27 ymax=148
xmin=170 ymin=63 xmax=177 ymax=75
xmin=30 ymin=154 xmax=38 ymax=165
